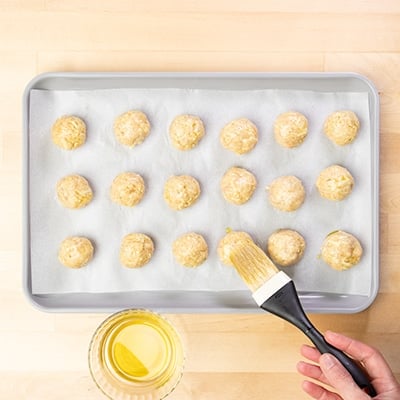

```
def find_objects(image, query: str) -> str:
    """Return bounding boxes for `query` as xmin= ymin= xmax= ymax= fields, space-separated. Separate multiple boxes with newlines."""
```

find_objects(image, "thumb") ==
xmin=320 ymin=354 xmax=370 ymax=400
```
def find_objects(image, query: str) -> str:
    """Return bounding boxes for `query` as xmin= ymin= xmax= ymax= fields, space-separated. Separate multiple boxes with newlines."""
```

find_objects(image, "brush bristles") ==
xmin=229 ymin=241 xmax=280 ymax=292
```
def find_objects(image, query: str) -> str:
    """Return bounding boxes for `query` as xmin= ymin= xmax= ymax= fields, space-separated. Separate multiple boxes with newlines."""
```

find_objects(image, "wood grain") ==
xmin=0 ymin=12 xmax=399 ymax=52
xmin=42 ymin=0 xmax=400 ymax=14
xmin=0 ymin=1 xmax=399 ymax=399
xmin=37 ymin=51 xmax=325 ymax=72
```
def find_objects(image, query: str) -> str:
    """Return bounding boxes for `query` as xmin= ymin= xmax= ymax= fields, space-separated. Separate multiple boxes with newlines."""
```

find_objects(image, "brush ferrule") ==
xmin=252 ymin=271 xmax=292 ymax=306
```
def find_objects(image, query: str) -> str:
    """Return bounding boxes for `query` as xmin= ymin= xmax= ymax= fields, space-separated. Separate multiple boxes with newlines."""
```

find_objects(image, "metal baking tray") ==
xmin=23 ymin=72 xmax=379 ymax=313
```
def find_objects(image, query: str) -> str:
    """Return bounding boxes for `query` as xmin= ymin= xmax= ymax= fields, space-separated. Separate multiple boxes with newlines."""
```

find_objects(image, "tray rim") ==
xmin=22 ymin=71 xmax=380 ymax=314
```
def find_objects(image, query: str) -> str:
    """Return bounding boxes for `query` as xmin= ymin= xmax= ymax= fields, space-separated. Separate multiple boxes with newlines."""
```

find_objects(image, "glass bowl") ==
xmin=89 ymin=309 xmax=185 ymax=400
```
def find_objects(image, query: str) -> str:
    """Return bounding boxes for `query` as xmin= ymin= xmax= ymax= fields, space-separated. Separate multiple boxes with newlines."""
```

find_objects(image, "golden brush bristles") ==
xmin=229 ymin=241 xmax=280 ymax=292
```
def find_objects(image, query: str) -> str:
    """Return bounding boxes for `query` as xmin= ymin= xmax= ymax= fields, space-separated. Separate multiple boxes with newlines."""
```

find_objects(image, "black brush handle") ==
xmin=260 ymin=280 xmax=376 ymax=397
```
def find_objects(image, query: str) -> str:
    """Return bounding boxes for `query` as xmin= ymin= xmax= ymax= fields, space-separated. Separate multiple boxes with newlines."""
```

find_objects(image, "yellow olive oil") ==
xmin=89 ymin=309 xmax=184 ymax=400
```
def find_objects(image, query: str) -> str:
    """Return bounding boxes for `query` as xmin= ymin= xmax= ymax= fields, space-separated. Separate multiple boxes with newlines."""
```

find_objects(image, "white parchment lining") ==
xmin=29 ymin=88 xmax=372 ymax=296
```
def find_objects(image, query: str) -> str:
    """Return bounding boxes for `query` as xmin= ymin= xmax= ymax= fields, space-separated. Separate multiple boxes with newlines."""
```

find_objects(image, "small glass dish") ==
xmin=88 ymin=309 xmax=185 ymax=400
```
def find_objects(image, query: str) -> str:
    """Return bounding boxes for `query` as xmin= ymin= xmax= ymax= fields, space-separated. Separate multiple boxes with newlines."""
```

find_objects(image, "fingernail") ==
xmin=296 ymin=361 xmax=305 ymax=371
xmin=326 ymin=330 xmax=339 ymax=337
xmin=320 ymin=353 xmax=336 ymax=369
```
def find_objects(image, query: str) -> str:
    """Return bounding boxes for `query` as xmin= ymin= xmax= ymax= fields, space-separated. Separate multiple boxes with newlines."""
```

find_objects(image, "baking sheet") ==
xmin=29 ymin=87 xmax=371 ymax=296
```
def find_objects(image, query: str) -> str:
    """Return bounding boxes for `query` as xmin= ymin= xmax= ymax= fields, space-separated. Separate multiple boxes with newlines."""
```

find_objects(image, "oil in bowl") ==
xmin=89 ymin=309 xmax=185 ymax=400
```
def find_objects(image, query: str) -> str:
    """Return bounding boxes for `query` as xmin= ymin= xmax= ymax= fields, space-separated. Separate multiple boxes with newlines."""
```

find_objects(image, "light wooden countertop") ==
xmin=1 ymin=1 xmax=399 ymax=398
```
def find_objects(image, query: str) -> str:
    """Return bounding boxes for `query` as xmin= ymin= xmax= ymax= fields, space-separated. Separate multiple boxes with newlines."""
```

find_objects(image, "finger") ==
xmin=319 ymin=353 xmax=370 ymax=400
xmin=297 ymin=361 xmax=330 ymax=385
xmin=301 ymin=380 xmax=342 ymax=400
xmin=301 ymin=344 xmax=321 ymax=363
xmin=325 ymin=331 xmax=397 ymax=383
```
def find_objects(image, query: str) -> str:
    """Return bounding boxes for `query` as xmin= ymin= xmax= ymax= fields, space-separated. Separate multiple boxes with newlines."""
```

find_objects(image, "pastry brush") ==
xmin=230 ymin=241 xmax=376 ymax=397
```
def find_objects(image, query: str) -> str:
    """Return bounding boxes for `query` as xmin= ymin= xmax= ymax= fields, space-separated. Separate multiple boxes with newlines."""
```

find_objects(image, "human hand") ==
xmin=297 ymin=330 xmax=400 ymax=399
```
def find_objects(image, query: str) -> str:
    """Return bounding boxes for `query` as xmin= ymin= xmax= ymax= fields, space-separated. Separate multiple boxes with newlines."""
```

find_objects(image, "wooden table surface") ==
xmin=1 ymin=1 xmax=400 ymax=399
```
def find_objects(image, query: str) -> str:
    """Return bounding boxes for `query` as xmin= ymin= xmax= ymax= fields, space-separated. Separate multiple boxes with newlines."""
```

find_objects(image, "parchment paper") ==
xmin=29 ymin=87 xmax=372 ymax=295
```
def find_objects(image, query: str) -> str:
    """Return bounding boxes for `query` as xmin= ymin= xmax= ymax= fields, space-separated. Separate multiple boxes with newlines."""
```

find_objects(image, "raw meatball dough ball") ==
xmin=316 ymin=165 xmax=354 ymax=201
xmin=169 ymin=114 xmax=205 ymax=150
xmin=221 ymin=167 xmax=257 ymax=205
xmin=51 ymin=115 xmax=86 ymax=150
xmin=320 ymin=230 xmax=363 ymax=271
xmin=58 ymin=236 xmax=94 ymax=268
xmin=172 ymin=232 xmax=208 ymax=267
xmin=274 ymin=111 xmax=308 ymax=148
xmin=56 ymin=174 xmax=93 ymax=209
xmin=220 ymin=118 xmax=258 ymax=154
xmin=114 ymin=110 xmax=151 ymax=147
xmin=324 ymin=110 xmax=360 ymax=145
xmin=267 ymin=229 xmax=306 ymax=267
xmin=217 ymin=230 xmax=253 ymax=266
xmin=120 ymin=233 xmax=154 ymax=268
xmin=163 ymin=175 xmax=201 ymax=210
xmin=267 ymin=175 xmax=305 ymax=212
xmin=110 ymin=172 xmax=145 ymax=207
